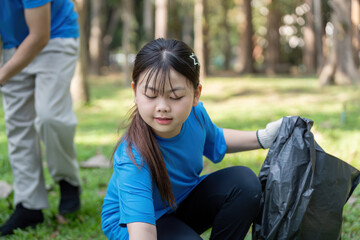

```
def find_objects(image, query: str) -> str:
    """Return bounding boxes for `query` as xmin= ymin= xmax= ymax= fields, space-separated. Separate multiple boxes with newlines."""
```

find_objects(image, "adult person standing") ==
xmin=0 ymin=0 xmax=81 ymax=236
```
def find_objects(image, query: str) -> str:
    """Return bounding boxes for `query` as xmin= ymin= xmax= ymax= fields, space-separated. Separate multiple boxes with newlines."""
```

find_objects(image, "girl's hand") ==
xmin=257 ymin=118 xmax=283 ymax=149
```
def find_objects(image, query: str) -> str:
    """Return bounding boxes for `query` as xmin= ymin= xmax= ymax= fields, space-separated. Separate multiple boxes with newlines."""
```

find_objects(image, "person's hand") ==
xmin=0 ymin=69 xmax=6 ymax=87
xmin=257 ymin=118 xmax=283 ymax=149
xmin=0 ymin=3 xmax=50 ymax=89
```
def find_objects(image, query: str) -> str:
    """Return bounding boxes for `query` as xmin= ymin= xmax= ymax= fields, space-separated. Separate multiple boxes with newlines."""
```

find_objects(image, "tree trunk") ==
xmin=71 ymin=0 xmax=90 ymax=104
xmin=169 ymin=1 xmax=182 ymax=39
xmin=313 ymin=0 xmax=323 ymax=73
xmin=221 ymin=0 xmax=231 ymax=70
xmin=351 ymin=0 xmax=360 ymax=66
xmin=203 ymin=0 xmax=210 ymax=75
xmin=182 ymin=2 xmax=193 ymax=45
xmin=101 ymin=4 xmax=122 ymax=73
xmin=319 ymin=0 xmax=360 ymax=85
xmin=155 ymin=0 xmax=168 ymax=38
xmin=235 ymin=0 xmax=254 ymax=74
xmin=265 ymin=0 xmax=281 ymax=75
xmin=303 ymin=0 xmax=316 ymax=74
xmin=194 ymin=0 xmax=206 ymax=81
xmin=122 ymin=0 xmax=133 ymax=85
xmin=143 ymin=0 xmax=154 ymax=41
xmin=89 ymin=0 xmax=105 ymax=75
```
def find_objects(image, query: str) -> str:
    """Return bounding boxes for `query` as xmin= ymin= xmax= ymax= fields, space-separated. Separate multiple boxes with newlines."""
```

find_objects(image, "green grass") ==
xmin=0 ymin=74 xmax=359 ymax=239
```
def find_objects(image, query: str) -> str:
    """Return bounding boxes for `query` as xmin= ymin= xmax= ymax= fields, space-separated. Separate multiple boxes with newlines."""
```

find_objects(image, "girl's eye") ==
xmin=170 ymin=96 xmax=183 ymax=100
xmin=145 ymin=94 xmax=156 ymax=99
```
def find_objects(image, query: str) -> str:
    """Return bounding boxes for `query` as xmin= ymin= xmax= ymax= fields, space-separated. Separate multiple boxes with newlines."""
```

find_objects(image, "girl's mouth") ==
xmin=155 ymin=117 xmax=172 ymax=125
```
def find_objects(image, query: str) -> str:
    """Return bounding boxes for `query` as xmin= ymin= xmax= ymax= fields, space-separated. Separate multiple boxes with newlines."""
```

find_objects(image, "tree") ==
xmin=87 ymin=0 xmax=123 ymax=75
xmin=303 ymin=0 xmax=316 ymax=74
xmin=89 ymin=0 xmax=105 ymax=75
xmin=319 ymin=0 xmax=360 ymax=85
xmin=203 ymin=0 xmax=210 ymax=74
xmin=143 ymin=0 xmax=154 ymax=41
xmin=155 ymin=0 xmax=168 ymax=38
xmin=102 ymin=1 xmax=122 ymax=69
xmin=235 ymin=0 xmax=255 ymax=73
xmin=72 ymin=0 xmax=90 ymax=104
xmin=220 ymin=0 xmax=232 ymax=70
xmin=122 ymin=0 xmax=133 ymax=85
xmin=194 ymin=0 xmax=206 ymax=81
xmin=181 ymin=0 xmax=194 ymax=46
xmin=168 ymin=1 xmax=182 ymax=39
xmin=265 ymin=0 xmax=281 ymax=75
xmin=313 ymin=0 xmax=324 ymax=73
xmin=351 ymin=0 xmax=360 ymax=66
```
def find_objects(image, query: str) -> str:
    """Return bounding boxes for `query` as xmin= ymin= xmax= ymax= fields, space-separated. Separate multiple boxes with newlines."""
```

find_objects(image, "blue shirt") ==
xmin=0 ymin=0 xmax=79 ymax=49
xmin=101 ymin=102 xmax=227 ymax=240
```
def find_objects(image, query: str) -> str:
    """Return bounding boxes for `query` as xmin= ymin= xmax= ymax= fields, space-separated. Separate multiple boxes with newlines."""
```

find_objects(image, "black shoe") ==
xmin=59 ymin=180 xmax=81 ymax=215
xmin=0 ymin=203 xmax=44 ymax=236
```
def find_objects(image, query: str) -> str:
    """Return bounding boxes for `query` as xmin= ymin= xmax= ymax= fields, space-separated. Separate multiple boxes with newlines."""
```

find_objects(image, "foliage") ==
xmin=0 ymin=74 xmax=359 ymax=239
xmin=102 ymin=0 xmax=340 ymax=75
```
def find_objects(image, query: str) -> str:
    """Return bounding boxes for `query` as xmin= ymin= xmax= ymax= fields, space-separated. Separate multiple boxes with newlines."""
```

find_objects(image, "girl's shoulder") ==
xmin=194 ymin=101 xmax=205 ymax=111
xmin=192 ymin=101 xmax=211 ymax=123
xmin=113 ymin=140 xmax=145 ymax=167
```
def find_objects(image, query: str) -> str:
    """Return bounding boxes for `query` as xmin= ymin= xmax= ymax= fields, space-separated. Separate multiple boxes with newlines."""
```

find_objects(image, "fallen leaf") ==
xmin=77 ymin=214 xmax=84 ymax=223
xmin=80 ymin=154 xmax=111 ymax=168
xmin=56 ymin=214 xmax=69 ymax=225
xmin=98 ymin=190 xmax=107 ymax=196
xmin=50 ymin=230 xmax=59 ymax=238
xmin=0 ymin=181 xmax=12 ymax=199
xmin=348 ymin=196 xmax=357 ymax=205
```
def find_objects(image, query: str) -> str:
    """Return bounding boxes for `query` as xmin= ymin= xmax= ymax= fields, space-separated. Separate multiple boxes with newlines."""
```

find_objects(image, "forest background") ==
xmin=0 ymin=0 xmax=360 ymax=239
xmin=70 ymin=0 xmax=360 ymax=102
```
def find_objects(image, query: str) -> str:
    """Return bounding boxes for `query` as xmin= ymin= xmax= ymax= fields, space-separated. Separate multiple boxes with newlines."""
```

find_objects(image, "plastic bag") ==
xmin=252 ymin=116 xmax=360 ymax=240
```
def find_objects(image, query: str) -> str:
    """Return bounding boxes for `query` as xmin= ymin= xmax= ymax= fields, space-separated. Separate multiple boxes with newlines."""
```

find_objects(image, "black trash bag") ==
xmin=252 ymin=116 xmax=360 ymax=240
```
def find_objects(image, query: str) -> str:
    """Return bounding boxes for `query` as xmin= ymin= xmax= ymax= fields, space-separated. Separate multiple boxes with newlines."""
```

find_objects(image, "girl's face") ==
xmin=132 ymin=69 xmax=202 ymax=138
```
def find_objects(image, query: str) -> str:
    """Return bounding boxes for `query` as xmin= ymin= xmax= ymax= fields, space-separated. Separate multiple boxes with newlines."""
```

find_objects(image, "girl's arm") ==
xmin=223 ymin=118 xmax=283 ymax=153
xmin=223 ymin=129 xmax=260 ymax=153
xmin=127 ymin=222 xmax=157 ymax=240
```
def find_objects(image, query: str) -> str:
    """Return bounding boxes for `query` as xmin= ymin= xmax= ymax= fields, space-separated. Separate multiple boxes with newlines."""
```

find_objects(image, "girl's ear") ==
xmin=192 ymin=84 xmax=202 ymax=107
xmin=131 ymin=81 xmax=136 ymax=93
xmin=131 ymin=81 xmax=137 ymax=104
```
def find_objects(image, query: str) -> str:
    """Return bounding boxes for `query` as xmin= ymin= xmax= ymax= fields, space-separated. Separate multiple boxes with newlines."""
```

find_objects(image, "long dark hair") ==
xmin=116 ymin=38 xmax=200 ymax=208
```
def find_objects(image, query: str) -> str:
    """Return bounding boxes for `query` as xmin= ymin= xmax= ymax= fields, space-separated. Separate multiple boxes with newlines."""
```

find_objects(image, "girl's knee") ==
xmin=230 ymin=166 xmax=262 ymax=208
xmin=232 ymin=166 xmax=261 ymax=193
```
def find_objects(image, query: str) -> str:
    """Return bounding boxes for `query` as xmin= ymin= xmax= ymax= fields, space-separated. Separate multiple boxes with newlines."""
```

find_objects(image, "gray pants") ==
xmin=1 ymin=38 xmax=81 ymax=210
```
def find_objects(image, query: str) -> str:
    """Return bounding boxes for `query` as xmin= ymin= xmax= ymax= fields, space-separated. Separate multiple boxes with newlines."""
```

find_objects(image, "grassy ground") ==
xmin=0 ymin=74 xmax=359 ymax=239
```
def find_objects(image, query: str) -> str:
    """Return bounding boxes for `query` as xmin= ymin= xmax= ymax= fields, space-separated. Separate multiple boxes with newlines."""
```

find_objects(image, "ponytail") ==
xmin=116 ymin=107 xmax=176 ymax=208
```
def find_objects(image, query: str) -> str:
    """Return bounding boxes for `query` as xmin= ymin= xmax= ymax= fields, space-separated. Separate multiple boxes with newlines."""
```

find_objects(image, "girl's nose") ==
xmin=156 ymin=98 xmax=170 ymax=112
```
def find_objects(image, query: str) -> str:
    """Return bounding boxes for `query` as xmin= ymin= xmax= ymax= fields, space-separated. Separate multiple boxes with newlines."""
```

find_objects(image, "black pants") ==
xmin=156 ymin=166 xmax=262 ymax=240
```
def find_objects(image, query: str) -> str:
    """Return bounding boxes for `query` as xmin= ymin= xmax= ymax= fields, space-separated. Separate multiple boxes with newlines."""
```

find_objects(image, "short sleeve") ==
xmin=22 ymin=0 xmax=51 ymax=9
xmin=116 ymin=161 xmax=155 ymax=226
xmin=101 ymin=144 xmax=156 ymax=239
xmin=196 ymin=102 xmax=227 ymax=163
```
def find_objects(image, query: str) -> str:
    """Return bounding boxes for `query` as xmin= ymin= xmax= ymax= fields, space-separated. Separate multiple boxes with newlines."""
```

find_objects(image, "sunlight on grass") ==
xmin=202 ymin=76 xmax=360 ymax=170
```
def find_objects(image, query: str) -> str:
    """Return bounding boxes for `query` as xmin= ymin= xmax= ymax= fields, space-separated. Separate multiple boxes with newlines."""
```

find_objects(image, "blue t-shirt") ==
xmin=101 ymin=102 xmax=227 ymax=240
xmin=0 ymin=0 xmax=79 ymax=49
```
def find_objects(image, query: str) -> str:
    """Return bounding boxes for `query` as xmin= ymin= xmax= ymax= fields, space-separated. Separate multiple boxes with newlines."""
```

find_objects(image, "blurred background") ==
xmin=70 ymin=0 xmax=360 ymax=104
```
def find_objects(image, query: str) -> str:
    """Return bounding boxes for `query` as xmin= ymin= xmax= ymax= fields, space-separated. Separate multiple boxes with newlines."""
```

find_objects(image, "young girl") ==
xmin=101 ymin=38 xmax=282 ymax=240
